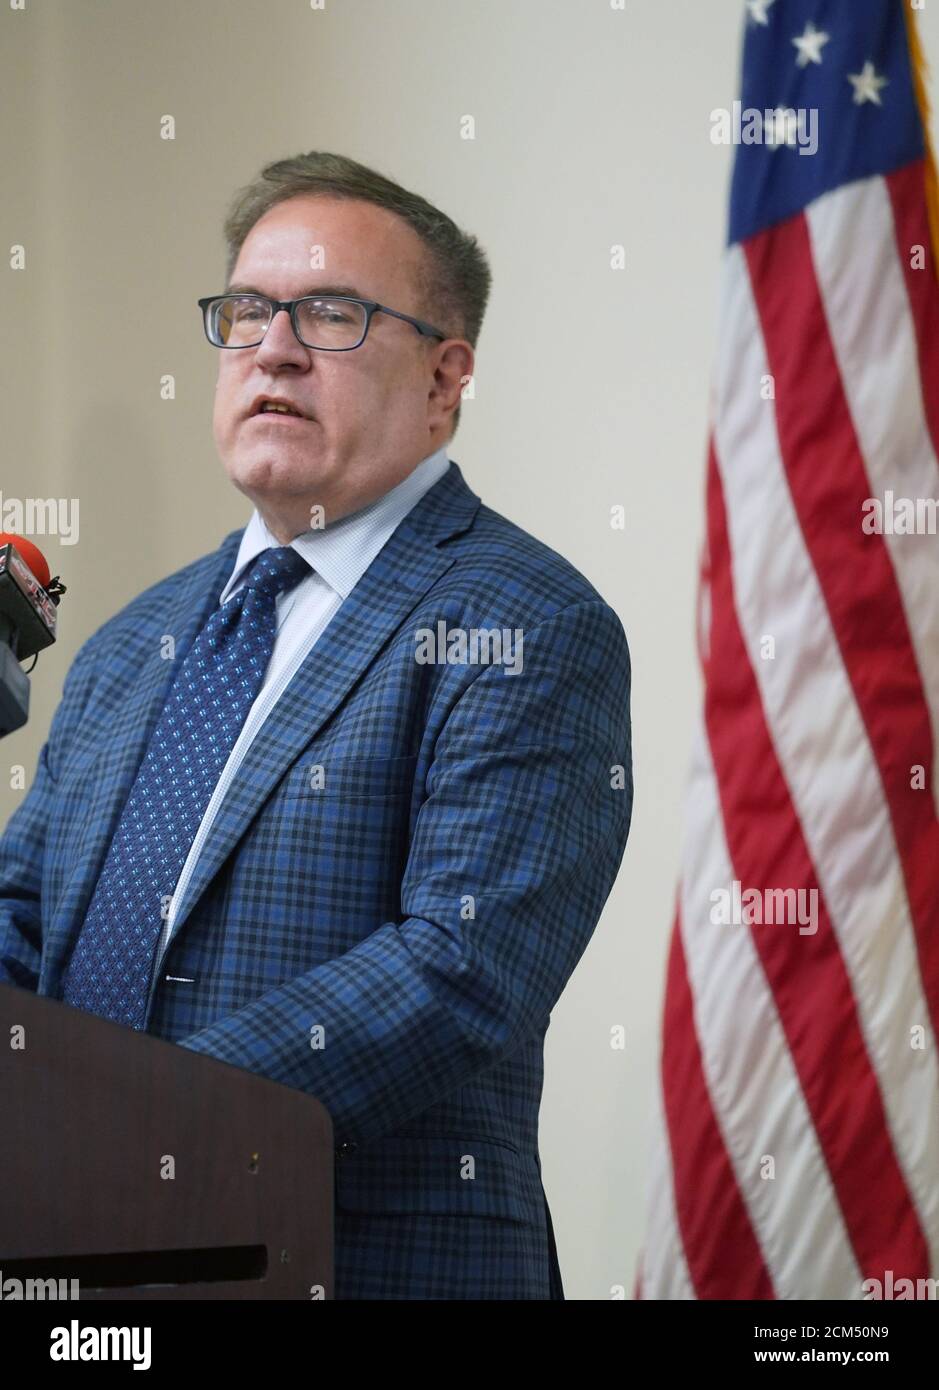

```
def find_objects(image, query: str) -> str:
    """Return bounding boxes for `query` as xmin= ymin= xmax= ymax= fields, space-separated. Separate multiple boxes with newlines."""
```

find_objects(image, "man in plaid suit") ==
xmin=0 ymin=153 xmax=632 ymax=1299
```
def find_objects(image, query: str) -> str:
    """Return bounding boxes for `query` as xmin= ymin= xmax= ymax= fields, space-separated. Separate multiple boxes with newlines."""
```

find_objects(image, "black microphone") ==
xmin=0 ymin=534 xmax=66 ymax=738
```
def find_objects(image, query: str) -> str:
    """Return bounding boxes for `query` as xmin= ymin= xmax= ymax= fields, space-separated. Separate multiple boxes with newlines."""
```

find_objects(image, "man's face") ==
xmin=212 ymin=194 xmax=471 ymax=541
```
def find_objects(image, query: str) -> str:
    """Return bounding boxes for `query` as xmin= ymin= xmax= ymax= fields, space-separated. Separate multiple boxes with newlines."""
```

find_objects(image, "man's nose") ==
xmin=256 ymin=307 xmax=309 ymax=360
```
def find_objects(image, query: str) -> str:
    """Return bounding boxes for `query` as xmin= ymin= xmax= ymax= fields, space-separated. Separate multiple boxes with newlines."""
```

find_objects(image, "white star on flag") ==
xmin=792 ymin=21 xmax=831 ymax=67
xmin=747 ymin=0 xmax=776 ymax=25
xmin=848 ymin=60 xmax=889 ymax=105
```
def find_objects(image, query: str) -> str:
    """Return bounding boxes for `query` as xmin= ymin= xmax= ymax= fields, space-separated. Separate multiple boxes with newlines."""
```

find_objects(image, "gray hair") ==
xmin=221 ymin=151 xmax=493 ymax=438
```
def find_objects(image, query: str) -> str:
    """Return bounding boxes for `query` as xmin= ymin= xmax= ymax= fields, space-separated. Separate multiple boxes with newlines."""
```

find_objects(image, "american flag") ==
xmin=638 ymin=0 xmax=939 ymax=1299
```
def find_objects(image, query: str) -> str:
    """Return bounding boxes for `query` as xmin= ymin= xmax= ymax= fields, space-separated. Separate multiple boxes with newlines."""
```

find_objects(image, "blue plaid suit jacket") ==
xmin=0 ymin=461 xmax=632 ymax=1299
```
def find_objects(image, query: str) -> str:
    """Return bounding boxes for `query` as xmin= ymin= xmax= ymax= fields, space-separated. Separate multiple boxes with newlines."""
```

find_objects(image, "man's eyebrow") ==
xmin=224 ymin=282 xmax=367 ymax=299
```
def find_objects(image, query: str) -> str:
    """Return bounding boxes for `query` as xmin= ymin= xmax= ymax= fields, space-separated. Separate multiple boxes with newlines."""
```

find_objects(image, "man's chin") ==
xmin=224 ymin=449 xmax=327 ymax=500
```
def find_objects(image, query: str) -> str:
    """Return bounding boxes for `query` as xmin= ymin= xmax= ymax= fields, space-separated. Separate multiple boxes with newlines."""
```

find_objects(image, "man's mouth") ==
xmin=250 ymin=403 xmax=313 ymax=423
xmin=258 ymin=402 xmax=303 ymax=416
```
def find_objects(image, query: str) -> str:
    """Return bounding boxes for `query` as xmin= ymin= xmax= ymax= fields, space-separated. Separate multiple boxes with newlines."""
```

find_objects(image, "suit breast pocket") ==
xmin=283 ymin=753 xmax=420 ymax=802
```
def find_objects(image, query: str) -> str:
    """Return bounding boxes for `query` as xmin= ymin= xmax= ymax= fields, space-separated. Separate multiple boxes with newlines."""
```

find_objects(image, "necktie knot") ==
xmin=241 ymin=545 xmax=311 ymax=603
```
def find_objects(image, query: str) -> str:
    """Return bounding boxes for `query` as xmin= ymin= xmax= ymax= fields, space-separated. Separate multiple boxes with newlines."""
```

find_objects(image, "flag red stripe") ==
xmin=744 ymin=217 xmax=939 ymax=1045
xmin=661 ymin=902 xmax=775 ymax=1298
xmin=705 ymin=439 xmax=930 ymax=1282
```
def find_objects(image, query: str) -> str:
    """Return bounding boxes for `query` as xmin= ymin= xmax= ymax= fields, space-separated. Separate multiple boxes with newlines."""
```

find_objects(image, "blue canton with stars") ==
xmin=59 ymin=545 xmax=311 ymax=1030
xmin=729 ymin=0 xmax=924 ymax=245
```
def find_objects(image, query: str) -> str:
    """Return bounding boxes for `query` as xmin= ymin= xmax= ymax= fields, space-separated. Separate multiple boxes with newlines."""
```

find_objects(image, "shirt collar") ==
xmin=219 ymin=443 xmax=452 ymax=606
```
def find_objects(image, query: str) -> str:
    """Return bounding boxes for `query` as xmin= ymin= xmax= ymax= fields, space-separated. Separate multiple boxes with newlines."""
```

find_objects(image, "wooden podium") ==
xmin=0 ymin=982 xmax=334 ymax=1299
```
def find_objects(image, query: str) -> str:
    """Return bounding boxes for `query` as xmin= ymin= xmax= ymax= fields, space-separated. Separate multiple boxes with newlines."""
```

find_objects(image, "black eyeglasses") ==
xmin=198 ymin=292 xmax=448 ymax=351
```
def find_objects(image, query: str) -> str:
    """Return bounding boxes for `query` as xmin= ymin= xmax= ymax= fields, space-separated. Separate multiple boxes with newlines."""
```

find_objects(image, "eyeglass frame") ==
xmin=197 ymin=291 xmax=449 ymax=351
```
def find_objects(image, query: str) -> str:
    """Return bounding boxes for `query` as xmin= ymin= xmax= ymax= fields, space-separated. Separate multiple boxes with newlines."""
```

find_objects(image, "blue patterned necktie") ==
xmin=60 ymin=544 xmax=311 ymax=1029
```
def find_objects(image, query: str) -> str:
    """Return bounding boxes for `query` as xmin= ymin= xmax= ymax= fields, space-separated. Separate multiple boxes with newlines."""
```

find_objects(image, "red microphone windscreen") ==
xmin=0 ymin=533 xmax=52 ymax=590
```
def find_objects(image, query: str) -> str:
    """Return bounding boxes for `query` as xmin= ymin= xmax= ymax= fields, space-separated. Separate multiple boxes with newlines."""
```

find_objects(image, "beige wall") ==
xmin=5 ymin=0 xmax=939 ymax=1298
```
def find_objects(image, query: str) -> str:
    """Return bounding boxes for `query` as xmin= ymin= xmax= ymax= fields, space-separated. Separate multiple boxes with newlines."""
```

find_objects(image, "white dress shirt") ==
xmin=150 ymin=443 xmax=452 ymax=983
